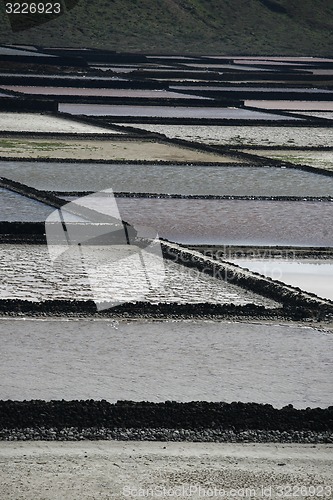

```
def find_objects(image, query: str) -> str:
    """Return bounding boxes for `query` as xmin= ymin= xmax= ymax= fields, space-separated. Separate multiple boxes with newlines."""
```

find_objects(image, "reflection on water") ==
xmin=229 ymin=259 xmax=333 ymax=301
xmin=0 ymin=319 xmax=331 ymax=408
xmin=1 ymin=162 xmax=333 ymax=197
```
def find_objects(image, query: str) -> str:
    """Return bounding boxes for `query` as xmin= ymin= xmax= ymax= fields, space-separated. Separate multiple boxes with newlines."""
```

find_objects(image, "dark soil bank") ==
xmin=0 ymin=401 xmax=332 ymax=443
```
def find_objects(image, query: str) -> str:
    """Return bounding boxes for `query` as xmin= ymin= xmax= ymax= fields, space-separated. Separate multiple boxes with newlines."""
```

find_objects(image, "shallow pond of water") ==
xmin=233 ymin=56 xmax=333 ymax=63
xmin=114 ymin=198 xmax=333 ymax=246
xmin=246 ymin=101 xmax=333 ymax=111
xmin=2 ymin=162 xmax=333 ymax=197
xmin=1 ymin=86 xmax=206 ymax=100
xmin=177 ymin=63 xmax=270 ymax=71
xmin=0 ymin=47 xmax=49 ymax=56
xmin=311 ymin=69 xmax=333 ymax=75
xmin=0 ymin=319 xmax=331 ymax=408
xmin=228 ymin=259 xmax=333 ymax=301
xmin=295 ymin=112 xmax=333 ymax=120
xmin=59 ymin=104 xmax=299 ymax=120
xmin=0 ymin=188 xmax=54 ymax=221
xmin=2 ymin=190 xmax=332 ymax=246
xmin=182 ymin=63 xmax=272 ymax=71
xmin=171 ymin=85 xmax=332 ymax=94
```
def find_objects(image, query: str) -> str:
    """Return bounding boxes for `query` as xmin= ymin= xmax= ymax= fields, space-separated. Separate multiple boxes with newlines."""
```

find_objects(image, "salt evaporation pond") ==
xmin=18 ymin=195 xmax=333 ymax=247
xmin=0 ymin=46 xmax=49 ymax=56
xmin=233 ymin=56 xmax=333 ymax=62
xmin=2 ymin=191 xmax=332 ymax=247
xmin=59 ymin=103 xmax=300 ymax=120
xmin=171 ymin=85 xmax=333 ymax=94
xmin=0 ymin=319 xmax=332 ymax=408
xmin=115 ymin=198 xmax=333 ymax=246
xmin=245 ymin=150 xmax=333 ymax=172
xmin=0 ymin=112 xmax=116 ymax=134
xmin=246 ymin=101 xmax=333 ymax=111
xmin=0 ymin=188 xmax=54 ymax=222
xmin=296 ymin=112 xmax=333 ymax=120
xmin=0 ymin=139 xmax=228 ymax=162
xmin=2 ymin=162 xmax=333 ymax=197
xmin=125 ymin=124 xmax=333 ymax=147
xmin=0 ymin=72 xmax=126 ymax=81
xmin=228 ymin=259 xmax=333 ymax=302
xmin=0 ymin=245 xmax=276 ymax=307
xmin=1 ymin=86 xmax=206 ymax=100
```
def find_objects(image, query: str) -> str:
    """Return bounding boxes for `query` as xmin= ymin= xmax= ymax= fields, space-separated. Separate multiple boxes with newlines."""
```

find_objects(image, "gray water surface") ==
xmin=115 ymin=198 xmax=333 ymax=246
xmin=59 ymin=104 xmax=300 ymax=120
xmin=0 ymin=188 xmax=54 ymax=221
xmin=229 ymin=259 xmax=333 ymax=301
xmin=1 ymin=162 xmax=333 ymax=197
xmin=2 ymin=188 xmax=332 ymax=246
xmin=0 ymin=319 xmax=331 ymax=408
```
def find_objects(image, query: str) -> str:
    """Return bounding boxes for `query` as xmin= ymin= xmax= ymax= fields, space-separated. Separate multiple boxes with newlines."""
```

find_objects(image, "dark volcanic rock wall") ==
xmin=1 ymin=400 xmax=332 ymax=431
xmin=0 ymin=401 xmax=332 ymax=442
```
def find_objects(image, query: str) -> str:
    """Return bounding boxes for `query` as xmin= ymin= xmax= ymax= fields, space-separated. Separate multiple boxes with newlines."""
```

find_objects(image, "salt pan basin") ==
xmin=0 ymin=319 xmax=332 ymax=408
xmin=1 ymin=162 xmax=333 ymax=197
xmin=229 ymin=259 xmax=333 ymax=301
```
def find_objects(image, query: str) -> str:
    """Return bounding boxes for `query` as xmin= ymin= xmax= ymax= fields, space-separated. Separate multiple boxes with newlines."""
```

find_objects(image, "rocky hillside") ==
xmin=0 ymin=0 xmax=332 ymax=55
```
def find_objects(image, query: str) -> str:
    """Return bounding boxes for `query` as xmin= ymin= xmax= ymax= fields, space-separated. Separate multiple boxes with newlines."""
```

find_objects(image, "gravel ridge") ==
xmin=1 ymin=427 xmax=332 ymax=443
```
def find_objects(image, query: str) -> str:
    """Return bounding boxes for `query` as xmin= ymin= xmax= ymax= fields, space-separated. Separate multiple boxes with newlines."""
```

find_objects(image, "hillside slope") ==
xmin=0 ymin=0 xmax=332 ymax=55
